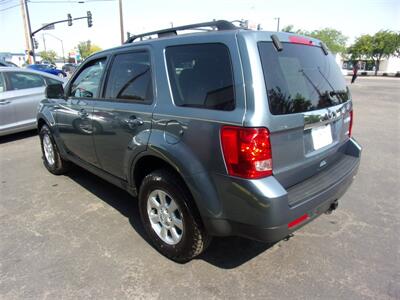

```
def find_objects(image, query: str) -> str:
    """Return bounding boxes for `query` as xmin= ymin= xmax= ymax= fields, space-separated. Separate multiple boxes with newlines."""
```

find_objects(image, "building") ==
xmin=337 ymin=54 xmax=400 ymax=76
xmin=0 ymin=52 xmax=26 ymax=67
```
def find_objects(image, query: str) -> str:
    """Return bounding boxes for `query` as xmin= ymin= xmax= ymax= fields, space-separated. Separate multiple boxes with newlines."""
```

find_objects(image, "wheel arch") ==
xmin=130 ymin=148 xmax=222 ymax=232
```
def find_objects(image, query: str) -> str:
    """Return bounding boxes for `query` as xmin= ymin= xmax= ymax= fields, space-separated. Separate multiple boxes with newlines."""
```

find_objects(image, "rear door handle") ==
xmin=78 ymin=109 xmax=88 ymax=118
xmin=127 ymin=116 xmax=144 ymax=128
xmin=0 ymin=100 xmax=11 ymax=105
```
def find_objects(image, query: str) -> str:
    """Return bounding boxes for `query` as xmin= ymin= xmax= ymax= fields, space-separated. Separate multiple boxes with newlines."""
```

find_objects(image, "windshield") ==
xmin=258 ymin=42 xmax=350 ymax=115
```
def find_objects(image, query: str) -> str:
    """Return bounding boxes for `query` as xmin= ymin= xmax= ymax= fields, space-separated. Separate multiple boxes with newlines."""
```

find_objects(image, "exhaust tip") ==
xmin=325 ymin=200 xmax=338 ymax=215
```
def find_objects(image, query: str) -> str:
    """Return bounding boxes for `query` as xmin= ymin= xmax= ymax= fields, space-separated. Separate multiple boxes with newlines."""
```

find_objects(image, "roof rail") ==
xmin=124 ymin=20 xmax=238 ymax=44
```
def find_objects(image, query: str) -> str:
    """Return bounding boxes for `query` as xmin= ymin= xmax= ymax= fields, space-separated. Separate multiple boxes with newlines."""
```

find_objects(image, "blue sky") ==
xmin=0 ymin=0 xmax=399 ymax=56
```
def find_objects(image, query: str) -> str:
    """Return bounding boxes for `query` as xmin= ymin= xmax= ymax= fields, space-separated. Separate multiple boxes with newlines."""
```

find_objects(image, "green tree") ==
xmin=281 ymin=25 xmax=294 ymax=33
xmin=77 ymin=40 xmax=102 ymax=59
xmin=281 ymin=24 xmax=307 ymax=35
xmin=349 ymin=30 xmax=400 ymax=75
xmin=38 ymin=50 xmax=57 ymax=64
xmin=308 ymin=28 xmax=348 ymax=54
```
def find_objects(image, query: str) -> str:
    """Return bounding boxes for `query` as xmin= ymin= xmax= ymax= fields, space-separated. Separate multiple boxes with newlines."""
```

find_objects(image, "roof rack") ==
xmin=124 ymin=20 xmax=238 ymax=44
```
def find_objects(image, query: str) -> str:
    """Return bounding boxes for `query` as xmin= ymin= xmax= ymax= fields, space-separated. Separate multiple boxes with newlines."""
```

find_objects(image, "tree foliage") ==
xmin=309 ymin=29 xmax=348 ymax=54
xmin=348 ymin=30 xmax=400 ymax=74
xmin=281 ymin=26 xmax=347 ymax=53
xmin=38 ymin=50 xmax=57 ymax=64
xmin=77 ymin=40 xmax=102 ymax=59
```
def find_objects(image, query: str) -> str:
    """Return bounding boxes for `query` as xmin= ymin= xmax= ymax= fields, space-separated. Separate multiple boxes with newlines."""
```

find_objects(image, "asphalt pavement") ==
xmin=0 ymin=77 xmax=399 ymax=299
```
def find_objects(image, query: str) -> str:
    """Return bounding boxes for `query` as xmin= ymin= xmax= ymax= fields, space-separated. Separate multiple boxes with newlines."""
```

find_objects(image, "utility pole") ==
xmin=22 ymin=0 xmax=35 ymax=63
xmin=274 ymin=17 xmax=280 ymax=32
xmin=118 ymin=0 xmax=124 ymax=44
xmin=20 ymin=0 xmax=33 ymax=64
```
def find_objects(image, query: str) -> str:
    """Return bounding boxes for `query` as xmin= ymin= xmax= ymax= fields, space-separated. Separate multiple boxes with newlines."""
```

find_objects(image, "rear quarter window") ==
xmin=165 ymin=43 xmax=235 ymax=111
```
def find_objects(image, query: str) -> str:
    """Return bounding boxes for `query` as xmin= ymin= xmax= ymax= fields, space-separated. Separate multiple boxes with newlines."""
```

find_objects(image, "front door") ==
xmin=56 ymin=58 xmax=107 ymax=166
xmin=93 ymin=50 xmax=154 ymax=179
xmin=4 ymin=71 xmax=46 ymax=126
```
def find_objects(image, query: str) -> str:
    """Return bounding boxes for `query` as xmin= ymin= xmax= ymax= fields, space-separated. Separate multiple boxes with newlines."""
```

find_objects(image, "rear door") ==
xmin=92 ymin=49 xmax=154 ymax=179
xmin=0 ymin=72 xmax=16 ymax=131
xmin=56 ymin=57 xmax=107 ymax=166
xmin=257 ymin=40 xmax=352 ymax=188
xmin=2 ymin=71 xmax=46 ymax=127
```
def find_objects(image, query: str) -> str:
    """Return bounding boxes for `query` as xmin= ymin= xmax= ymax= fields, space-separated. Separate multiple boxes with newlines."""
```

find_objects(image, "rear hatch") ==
xmin=257 ymin=37 xmax=353 ymax=189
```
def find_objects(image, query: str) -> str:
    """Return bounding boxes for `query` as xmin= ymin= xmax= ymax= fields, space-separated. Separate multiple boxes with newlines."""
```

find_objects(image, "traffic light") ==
xmin=33 ymin=38 xmax=39 ymax=49
xmin=87 ymin=11 xmax=92 ymax=27
xmin=67 ymin=14 xmax=72 ymax=26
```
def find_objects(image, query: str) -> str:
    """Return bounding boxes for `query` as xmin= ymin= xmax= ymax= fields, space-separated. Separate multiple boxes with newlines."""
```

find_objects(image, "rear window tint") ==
xmin=258 ymin=42 xmax=350 ymax=115
xmin=165 ymin=43 xmax=235 ymax=111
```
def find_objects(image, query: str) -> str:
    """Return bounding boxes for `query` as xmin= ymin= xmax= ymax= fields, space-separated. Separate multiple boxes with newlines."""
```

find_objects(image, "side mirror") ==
xmin=45 ymin=83 xmax=65 ymax=99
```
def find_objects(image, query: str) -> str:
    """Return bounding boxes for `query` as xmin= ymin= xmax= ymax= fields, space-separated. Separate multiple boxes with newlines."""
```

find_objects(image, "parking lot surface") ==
xmin=1 ymin=77 xmax=399 ymax=299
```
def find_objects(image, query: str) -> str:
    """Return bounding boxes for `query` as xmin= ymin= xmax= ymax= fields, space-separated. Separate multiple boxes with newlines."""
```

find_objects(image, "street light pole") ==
xmin=42 ymin=34 xmax=47 ymax=52
xmin=43 ymin=33 xmax=66 ymax=64
xmin=118 ymin=0 xmax=124 ymax=44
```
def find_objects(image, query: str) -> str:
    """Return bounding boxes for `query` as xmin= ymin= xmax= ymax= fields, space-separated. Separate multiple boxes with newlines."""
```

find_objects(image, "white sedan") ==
xmin=0 ymin=67 xmax=65 ymax=136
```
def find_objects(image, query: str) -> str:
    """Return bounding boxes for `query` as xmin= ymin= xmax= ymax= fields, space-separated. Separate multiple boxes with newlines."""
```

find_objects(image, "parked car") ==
xmin=0 ymin=61 xmax=18 ymax=67
xmin=62 ymin=63 xmax=78 ymax=74
xmin=37 ymin=20 xmax=362 ymax=262
xmin=0 ymin=67 xmax=64 ymax=136
xmin=27 ymin=64 xmax=67 ymax=78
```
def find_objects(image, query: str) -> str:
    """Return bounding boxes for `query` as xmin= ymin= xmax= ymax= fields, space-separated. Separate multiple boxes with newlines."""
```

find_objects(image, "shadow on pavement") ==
xmin=0 ymin=130 xmax=37 ymax=144
xmin=66 ymin=165 xmax=273 ymax=268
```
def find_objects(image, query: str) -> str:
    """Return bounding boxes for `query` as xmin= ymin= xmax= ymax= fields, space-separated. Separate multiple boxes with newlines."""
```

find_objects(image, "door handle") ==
xmin=0 ymin=100 xmax=11 ymax=105
xmin=78 ymin=109 xmax=88 ymax=118
xmin=127 ymin=116 xmax=144 ymax=128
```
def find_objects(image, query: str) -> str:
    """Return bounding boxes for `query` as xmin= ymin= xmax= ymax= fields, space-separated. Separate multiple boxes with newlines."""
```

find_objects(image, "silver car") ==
xmin=0 ymin=67 xmax=64 ymax=136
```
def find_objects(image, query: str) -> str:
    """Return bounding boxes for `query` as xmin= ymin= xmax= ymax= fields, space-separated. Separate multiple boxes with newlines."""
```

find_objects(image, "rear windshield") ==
xmin=258 ymin=42 xmax=350 ymax=115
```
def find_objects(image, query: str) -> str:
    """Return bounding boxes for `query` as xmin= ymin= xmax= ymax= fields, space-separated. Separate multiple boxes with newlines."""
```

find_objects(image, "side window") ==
xmin=70 ymin=58 xmax=106 ymax=98
xmin=44 ymin=77 xmax=62 ymax=85
xmin=0 ymin=73 xmax=5 ymax=93
xmin=7 ymin=72 xmax=45 ymax=90
xmin=165 ymin=43 xmax=235 ymax=111
xmin=104 ymin=51 xmax=153 ymax=102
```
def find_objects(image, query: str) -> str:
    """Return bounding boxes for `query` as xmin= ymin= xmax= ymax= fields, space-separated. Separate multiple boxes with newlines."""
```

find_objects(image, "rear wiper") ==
xmin=317 ymin=67 xmax=335 ymax=92
xmin=300 ymin=69 xmax=339 ymax=105
xmin=316 ymin=67 xmax=343 ymax=101
xmin=299 ymin=69 xmax=322 ymax=97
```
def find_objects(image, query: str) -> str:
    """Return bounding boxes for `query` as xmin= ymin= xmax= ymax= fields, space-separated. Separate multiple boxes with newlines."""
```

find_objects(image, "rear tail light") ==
xmin=220 ymin=126 xmax=272 ymax=179
xmin=348 ymin=110 xmax=353 ymax=137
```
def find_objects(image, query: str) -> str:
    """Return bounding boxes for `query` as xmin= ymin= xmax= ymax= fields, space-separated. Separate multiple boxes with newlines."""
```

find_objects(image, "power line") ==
xmin=29 ymin=0 xmax=115 ymax=3
xmin=0 ymin=0 xmax=18 ymax=5
xmin=0 ymin=2 xmax=20 ymax=11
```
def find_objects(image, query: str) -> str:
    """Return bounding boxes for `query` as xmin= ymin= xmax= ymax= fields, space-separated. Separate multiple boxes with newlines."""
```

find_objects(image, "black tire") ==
xmin=138 ymin=169 xmax=211 ymax=262
xmin=39 ymin=125 xmax=71 ymax=175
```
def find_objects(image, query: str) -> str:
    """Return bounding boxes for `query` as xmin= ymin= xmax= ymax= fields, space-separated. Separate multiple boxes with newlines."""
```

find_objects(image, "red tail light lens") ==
xmin=348 ymin=110 xmax=353 ymax=137
xmin=220 ymin=126 xmax=272 ymax=179
xmin=289 ymin=36 xmax=313 ymax=45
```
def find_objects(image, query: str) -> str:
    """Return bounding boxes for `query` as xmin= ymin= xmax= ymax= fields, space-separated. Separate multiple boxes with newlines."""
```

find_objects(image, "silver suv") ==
xmin=37 ymin=20 xmax=362 ymax=262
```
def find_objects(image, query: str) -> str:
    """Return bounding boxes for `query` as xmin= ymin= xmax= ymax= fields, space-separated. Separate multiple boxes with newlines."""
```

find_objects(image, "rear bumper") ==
xmin=203 ymin=138 xmax=362 ymax=242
